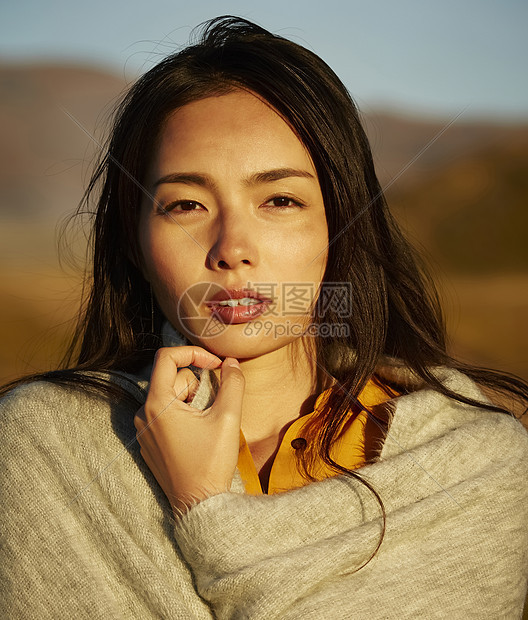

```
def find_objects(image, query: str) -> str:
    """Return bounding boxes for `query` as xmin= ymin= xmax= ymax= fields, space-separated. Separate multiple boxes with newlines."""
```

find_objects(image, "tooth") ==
xmin=216 ymin=297 xmax=262 ymax=307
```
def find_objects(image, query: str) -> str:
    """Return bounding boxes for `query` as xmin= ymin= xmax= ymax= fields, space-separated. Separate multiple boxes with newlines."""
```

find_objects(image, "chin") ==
xmin=189 ymin=329 xmax=299 ymax=361
xmin=173 ymin=313 xmax=314 ymax=361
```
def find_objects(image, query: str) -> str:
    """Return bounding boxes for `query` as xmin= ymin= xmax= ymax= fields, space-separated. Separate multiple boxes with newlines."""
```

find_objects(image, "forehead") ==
xmin=149 ymin=90 xmax=316 ymax=179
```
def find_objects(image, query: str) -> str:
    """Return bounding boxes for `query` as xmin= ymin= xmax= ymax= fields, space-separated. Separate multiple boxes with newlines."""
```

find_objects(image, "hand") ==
xmin=134 ymin=346 xmax=245 ymax=515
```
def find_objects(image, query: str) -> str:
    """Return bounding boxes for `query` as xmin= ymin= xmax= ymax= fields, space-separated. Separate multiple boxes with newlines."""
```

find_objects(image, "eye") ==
xmin=262 ymin=196 xmax=303 ymax=209
xmin=158 ymin=200 xmax=205 ymax=214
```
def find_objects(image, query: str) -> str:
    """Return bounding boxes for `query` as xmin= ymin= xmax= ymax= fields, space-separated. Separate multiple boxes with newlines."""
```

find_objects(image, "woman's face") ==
xmin=139 ymin=89 xmax=328 ymax=360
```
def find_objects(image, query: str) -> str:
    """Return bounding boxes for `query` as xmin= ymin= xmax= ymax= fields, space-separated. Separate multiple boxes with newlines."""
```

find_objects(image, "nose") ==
xmin=207 ymin=211 xmax=258 ymax=271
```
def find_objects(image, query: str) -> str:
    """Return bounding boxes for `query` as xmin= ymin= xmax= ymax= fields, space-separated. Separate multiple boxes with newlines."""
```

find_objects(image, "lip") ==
xmin=205 ymin=288 xmax=273 ymax=324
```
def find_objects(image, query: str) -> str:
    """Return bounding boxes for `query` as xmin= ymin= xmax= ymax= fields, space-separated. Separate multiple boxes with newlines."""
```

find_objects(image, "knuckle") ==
xmin=142 ymin=401 xmax=161 ymax=422
xmin=154 ymin=347 xmax=171 ymax=362
xmin=179 ymin=367 xmax=196 ymax=380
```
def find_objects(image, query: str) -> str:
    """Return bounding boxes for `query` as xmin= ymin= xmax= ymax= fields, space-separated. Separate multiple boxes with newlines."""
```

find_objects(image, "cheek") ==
xmin=271 ymin=229 xmax=328 ymax=318
xmin=139 ymin=233 xmax=211 ymax=328
xmin=144 ymin=255 xmax=195 ymax=331
xmin=288 ymin=223 xmax=328 ymax=275
xmin=139 ymin=232 xmax=188 ymax=299
xmin=139 ymin=219 xmax=182 ymax=284
xmin=310 ymin=220 xmax=329 ymax=275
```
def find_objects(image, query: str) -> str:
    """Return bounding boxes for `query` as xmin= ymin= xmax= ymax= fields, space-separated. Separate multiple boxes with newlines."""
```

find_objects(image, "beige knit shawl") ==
xmin=1 ymin=364 xmax=527 ymax=618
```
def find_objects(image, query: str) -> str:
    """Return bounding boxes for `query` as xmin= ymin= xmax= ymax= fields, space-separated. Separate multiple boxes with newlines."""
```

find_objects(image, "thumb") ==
xmin=211 ymin=358 xmax=245 ymax=424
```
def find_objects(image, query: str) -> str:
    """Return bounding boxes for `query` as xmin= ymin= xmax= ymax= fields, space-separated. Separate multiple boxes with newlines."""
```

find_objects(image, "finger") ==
xmin=171 ymin=368 xmax=201 ymax=403
xmin=149 ymin=346 xmax=222 ymax=399
xmin=145 ymin=367 xmax=205 ymax=423
xmin=210 ymin=358 xmax=245 ymax=425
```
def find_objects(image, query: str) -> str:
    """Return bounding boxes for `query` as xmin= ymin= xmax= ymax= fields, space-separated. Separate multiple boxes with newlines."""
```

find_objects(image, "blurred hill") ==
xmin=0 ymin=63 xmax=124 ymax=219
xmin=387 ymin=137 xmax=528 ymax=273
xmin=1 ymin=63 xmax=527 ymax=394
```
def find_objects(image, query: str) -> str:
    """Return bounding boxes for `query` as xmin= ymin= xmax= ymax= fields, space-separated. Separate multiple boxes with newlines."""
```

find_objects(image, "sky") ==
xmin=1 ymin=0 xmax=527 ymax=120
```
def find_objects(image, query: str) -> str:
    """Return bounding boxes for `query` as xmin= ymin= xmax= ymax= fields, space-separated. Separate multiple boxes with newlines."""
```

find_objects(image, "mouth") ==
xmin=205 ymin=288 xmax=272 ymax=324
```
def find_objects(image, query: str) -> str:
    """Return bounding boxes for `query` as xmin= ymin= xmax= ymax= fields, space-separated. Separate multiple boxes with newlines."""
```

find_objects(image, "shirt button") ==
xmin=291 ymin=437 xmax=307 ymax=450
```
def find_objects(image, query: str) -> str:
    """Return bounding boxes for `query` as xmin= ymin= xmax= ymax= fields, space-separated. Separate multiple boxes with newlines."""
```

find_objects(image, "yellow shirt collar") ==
xmin=237 ymin=378 xmax=394 ymax=495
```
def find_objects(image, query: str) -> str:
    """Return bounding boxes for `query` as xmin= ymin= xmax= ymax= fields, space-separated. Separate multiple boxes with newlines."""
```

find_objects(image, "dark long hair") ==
xmin=3 ymin=16 xmax=527 ymax=467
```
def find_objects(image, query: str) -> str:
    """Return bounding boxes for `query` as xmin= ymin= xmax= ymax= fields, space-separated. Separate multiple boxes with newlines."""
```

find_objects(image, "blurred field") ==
xmin=440 ymin=275 xmax=528 ymax=379
xmin=0 ymin=263 xmax=82 ymax=384
xmin=1 ymin=63 xmax=527 ymax=408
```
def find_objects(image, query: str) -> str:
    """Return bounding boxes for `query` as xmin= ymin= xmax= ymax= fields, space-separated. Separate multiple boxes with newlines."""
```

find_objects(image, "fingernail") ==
xmin=224 ymin=357 xmax=240 ymax=369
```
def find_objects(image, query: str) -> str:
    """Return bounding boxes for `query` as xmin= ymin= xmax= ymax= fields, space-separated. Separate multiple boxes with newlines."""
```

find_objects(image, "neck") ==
xmin=213 ymin=339 xmax=323 ymax=444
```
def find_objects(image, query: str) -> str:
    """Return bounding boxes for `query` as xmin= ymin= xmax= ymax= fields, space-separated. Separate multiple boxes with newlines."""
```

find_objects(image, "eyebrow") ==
xmin=153 ymin=167 xmax=314 ymax=189
xmin=244 ymin=168 xmax=314 ymax=186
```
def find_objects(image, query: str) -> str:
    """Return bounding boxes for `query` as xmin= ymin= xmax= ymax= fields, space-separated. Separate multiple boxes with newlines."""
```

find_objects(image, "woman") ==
xmin=1 ymin=16 xmax=527 ymax=619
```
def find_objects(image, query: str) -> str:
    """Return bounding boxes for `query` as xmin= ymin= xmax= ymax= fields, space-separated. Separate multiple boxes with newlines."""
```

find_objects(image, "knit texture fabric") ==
xmin=1 ymin=365 xmax=527 ymax=619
